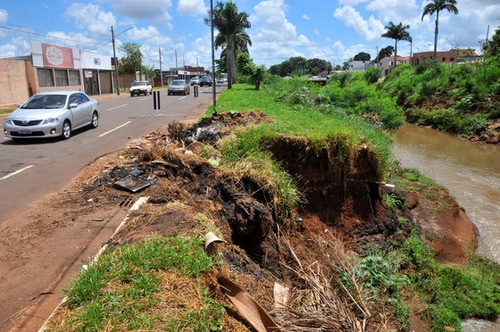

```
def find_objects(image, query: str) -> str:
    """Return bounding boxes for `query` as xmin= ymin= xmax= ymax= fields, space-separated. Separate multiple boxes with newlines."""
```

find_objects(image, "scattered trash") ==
xmin=204 ymin=232 xmax=226 ymax=253
xmin=218 ymin=276 xmax=281 ymax=332
xmin=92 ymin=217 xmax=104 ymax=222
xmin=114 ymin=174 xmax=151 ymax=193
xmin=273 ymin=282 xmax=290 ymax=309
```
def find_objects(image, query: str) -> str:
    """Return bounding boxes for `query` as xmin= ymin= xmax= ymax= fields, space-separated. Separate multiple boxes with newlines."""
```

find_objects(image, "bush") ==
xmin=364 ymin=66 xmax=382 ymax=84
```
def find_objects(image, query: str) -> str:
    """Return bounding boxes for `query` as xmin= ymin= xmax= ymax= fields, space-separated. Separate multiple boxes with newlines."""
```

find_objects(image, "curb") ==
xmin=38 ymin=196 xmax=149 ymax=332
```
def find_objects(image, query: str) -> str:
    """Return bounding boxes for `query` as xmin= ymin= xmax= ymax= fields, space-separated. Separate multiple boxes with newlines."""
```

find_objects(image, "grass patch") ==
xmin=47 ymin=235 xmax=223 ymax=331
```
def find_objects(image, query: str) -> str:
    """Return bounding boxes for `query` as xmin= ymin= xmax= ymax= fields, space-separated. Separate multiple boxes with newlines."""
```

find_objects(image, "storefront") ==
xmin=31 ymin=41 xmax=113 ymax=96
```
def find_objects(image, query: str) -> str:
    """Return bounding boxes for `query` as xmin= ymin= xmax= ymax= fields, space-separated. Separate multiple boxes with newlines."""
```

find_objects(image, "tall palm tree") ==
xmin=421 ymin=0 xmax=459 ymax=60
xmin=207 ymin=1 xmax=251 ymax=89
xmin=381 ymin=22 xmax=412 ymax=67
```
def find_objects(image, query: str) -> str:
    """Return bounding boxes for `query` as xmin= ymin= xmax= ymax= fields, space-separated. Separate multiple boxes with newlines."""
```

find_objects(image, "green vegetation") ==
xmin=0 ymin=109 xmax=13 ymax=115
xmin=399 ymin=236 xmax=500 ymax=331
xmin=53 ymin=78 xmax=499 ymax=331
xmin=381 ymin=54 xmax=500 ymax=138
xmin=56 ymin=236 xmax=222 ymax=331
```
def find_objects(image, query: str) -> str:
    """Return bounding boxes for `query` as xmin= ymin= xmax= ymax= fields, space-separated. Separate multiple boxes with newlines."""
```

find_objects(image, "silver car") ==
xmin=167 ymin=80 xmax=190 ymax=95
xmin=3 ymin=91 xmax=99 ymax=140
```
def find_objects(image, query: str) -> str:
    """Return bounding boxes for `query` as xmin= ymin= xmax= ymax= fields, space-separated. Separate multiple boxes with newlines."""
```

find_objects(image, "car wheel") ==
xmin=62 ymin=120 xmax=71 ymax=139
xmin=130 ymin=93 xmax=133 ymax=97
xmin=90 ymin=111 xmax=99 ymax=128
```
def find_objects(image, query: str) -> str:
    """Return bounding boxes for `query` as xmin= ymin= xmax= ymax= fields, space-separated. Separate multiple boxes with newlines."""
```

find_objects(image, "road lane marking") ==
xmin=107 ymin=104 xmax=128 ymax=111
xmin=99 ymin=121 xmax=131 ymax=137
xmin=0 ymin=164 xmax=35 ymax=181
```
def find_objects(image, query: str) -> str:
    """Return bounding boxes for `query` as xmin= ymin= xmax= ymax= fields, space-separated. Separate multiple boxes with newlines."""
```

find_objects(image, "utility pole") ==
xmin=175 ymin=49 xmax=178 ymax=78
xmin=210 ymin=0 xmax=216 ymax=108
xmin=159 ymin=48 xmax=163 ymax=86
xmin=111 ymin=26 xmax=120 ymax=95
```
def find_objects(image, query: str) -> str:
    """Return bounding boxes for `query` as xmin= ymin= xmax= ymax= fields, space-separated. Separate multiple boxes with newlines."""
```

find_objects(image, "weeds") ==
xmin=53 ymin=236 xmax=219 ymax=331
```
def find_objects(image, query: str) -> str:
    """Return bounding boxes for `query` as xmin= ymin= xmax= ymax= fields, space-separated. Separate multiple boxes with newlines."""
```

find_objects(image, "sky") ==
xmin=0 ymin=0 xmax=499 ymax=71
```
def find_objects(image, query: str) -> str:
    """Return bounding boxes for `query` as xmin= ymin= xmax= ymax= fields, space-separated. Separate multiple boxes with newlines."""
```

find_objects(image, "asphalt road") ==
xmin=0 ymin=85 xmax=222 ymax=223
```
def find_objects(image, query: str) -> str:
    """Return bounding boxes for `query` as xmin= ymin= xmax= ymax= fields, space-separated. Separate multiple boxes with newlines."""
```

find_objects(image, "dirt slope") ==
xmin=0 ymin=111 xmax=478 ymax=331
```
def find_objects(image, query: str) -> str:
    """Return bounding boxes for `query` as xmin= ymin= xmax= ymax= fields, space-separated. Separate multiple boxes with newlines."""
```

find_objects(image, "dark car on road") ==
xmin=199 ymin=75 xmax=213 ymax=87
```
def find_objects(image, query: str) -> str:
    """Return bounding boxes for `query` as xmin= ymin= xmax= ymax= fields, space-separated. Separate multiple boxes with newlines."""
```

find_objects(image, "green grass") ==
xmin=55 ymin=235 xmax=221 ymax=331
xmin=397 ymin=236 xmax=500 ymax=331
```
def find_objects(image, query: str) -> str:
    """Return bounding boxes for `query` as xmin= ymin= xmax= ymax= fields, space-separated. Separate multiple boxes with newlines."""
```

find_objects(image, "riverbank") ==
xmin=36 ymin=84 xmax=498 ymax=331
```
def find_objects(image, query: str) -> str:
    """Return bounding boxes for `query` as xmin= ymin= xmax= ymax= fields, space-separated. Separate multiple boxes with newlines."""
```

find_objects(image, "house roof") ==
xmin=383 ymin=56 xmax=409 ymax=61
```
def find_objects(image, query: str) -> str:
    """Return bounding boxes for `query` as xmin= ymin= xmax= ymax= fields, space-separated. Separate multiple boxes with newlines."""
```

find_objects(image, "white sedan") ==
xmin=3 ymin=91 xmax=99 ymax=140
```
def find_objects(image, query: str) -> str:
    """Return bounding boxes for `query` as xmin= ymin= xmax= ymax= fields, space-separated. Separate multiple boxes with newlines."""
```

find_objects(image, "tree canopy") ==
xmin=375 ymin=46 xmax=394 ymax=63
xmin=268 ymin=56 xmax=332 ymax=77
xmin=354 ymin=52 xmax=371 ymax=62
xmin=483 ymin=26 xmax=500 ymax=58
xmin=119 ymin=42 xmax=143 ymax=75
xmin=381 ymin=22 xmax=411 ymax=66
xmin=421 ymin=0 xmax=459 ymax=60
xmin=207 ymin=1 xmax=252 ymax=89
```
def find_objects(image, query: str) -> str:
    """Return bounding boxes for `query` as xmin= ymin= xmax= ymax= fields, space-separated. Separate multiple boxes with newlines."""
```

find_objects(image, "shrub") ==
xmin=364 ymin=66 xmax=382 ymax=84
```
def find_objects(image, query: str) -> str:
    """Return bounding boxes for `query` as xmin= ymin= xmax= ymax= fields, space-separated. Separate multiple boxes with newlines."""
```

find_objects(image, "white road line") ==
xmin=107 ymin=104 xmax=128 ymax=111
xmin=99 ymin=121 xmax=131 ymax=137
xmin=0 ymin=164 xmax=35 ymax=181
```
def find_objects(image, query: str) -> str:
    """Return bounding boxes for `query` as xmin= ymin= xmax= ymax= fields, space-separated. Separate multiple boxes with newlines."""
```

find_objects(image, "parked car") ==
xmin=167 ymin=80 xmax=190 ymax=95
xmin=189 ymin=77 xmax=199 ymax=85
xmin=129 ymin=80 xmax=152 ymax=96
xmin=3 ymin=91 xmax=99 ymax=140
xmin=199 ymin=75 xmax=213 ymax=87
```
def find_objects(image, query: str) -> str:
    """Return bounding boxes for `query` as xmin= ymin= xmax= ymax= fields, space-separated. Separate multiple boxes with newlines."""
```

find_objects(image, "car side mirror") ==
xmin=69 ymin=103 xmax=78 ymax=108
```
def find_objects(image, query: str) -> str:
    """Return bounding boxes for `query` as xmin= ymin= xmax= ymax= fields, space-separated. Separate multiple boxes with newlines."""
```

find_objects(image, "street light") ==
xmin=210 ymin=0 xmax=216 ymax=109
xmin=111 ymin=25 xmax=135 ymax=95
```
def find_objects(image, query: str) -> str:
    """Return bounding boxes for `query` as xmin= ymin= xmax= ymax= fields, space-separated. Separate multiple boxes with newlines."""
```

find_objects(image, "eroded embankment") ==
xmin=42 ymin=110 xmax=480 ymax=331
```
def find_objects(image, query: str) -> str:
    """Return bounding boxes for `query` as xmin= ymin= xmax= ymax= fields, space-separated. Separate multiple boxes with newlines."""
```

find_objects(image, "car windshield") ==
xmin=172 ymin=81 xmax=184 ymax=85
xmin=21 ymin=94 xmax=67 ymax=109
xmin=133 ymin=82 xmax=146 ymax=86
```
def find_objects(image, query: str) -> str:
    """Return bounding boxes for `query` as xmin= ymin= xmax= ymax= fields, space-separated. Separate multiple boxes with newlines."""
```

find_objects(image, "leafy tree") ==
xmin=288 ymin=56 xmax=307 ymax=74
xmin=268 ymin=64 xmax=282 ymax=76
xmin=421 ymin=0 xmax=459 ymax=60
xmin=381 ymin=22 xmax=412 ymax=67
xmin=119 ymin=42 xmax=143 ymax=74
xmin=483 ymin=26 xmax=500 ymax=58
xmin=306 ymin=58 xmax=332 ymax=76
xmin=354 ymin=52 xmax=371 ymax=62
xmin=252 ymin=65 xmax=266 ymax=90
xmin=207 ymin=1 xmax=252 ymax=89
xmin=236 ymin=52 xmax=254 ymax=75
xmin=142 ymin=64 xmax=155 ymax=80
xmin=236 ymin=53 xmax=266 ymax=90
xmin=364 ymin=66 xmax=382 ymax=84
xmin=375 ymin=46 xmax=394 ymax=63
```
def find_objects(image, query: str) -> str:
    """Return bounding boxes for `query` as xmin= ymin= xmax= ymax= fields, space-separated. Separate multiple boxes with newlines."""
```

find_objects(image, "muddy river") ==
xmin=392 ymin=124 xmax=499 ymax=331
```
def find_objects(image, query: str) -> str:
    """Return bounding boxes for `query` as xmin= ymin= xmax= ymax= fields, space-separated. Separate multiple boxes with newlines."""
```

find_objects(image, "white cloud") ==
xmin=0 ymin=9 xmax=7 ymax=38
xmin=111 ymin=0 xmax=173 ymax=26
xmin=333 ymin=6 xmax=385 ymax=40
xmin=129 ymin=26 xmax=172 ymax=46
xmin=177 ymin=0 xmax=207 ymax=16
xmin=366 ymin=0 xmax=418 ymax=23
xmin=302 ymin=14 xmax=310 ymax=20
xmin=0 ymin=9 xmax=7 ymax=24
xmin=339 ymin=0 xmax=368 ymax=5
xmin=65 ymin=3 xmax=116 ymax=37
xmin=248 ymin=0 xmax=318 ymax=66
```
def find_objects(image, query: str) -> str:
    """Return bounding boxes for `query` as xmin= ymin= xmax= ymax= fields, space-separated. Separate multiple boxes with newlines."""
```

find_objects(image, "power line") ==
xmin=0 ymin=24 xmax=106 ymax=49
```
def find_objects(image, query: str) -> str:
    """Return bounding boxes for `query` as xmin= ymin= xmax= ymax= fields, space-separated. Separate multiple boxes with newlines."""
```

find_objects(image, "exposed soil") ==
xmin=0 ymin=111 xmax=479 ymax=331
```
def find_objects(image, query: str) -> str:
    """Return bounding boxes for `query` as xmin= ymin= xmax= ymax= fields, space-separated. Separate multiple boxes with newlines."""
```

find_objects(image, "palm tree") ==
xmin=421 ymin=0 xmax=459 ymax=60
xmin=207 ymin=1 xmax=251 ymax=89
xmin=381 ymin=22 xmax=412 ymax=68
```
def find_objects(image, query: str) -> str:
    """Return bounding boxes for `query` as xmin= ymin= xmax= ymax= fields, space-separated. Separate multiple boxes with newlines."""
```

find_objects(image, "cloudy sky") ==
xmin=0 ymin=0 xmax=498 ymax=70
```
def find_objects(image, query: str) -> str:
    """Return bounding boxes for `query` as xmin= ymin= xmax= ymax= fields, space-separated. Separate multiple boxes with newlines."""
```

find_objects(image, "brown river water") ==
xmin=392 ymin=124 xmax=499 ymax=331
